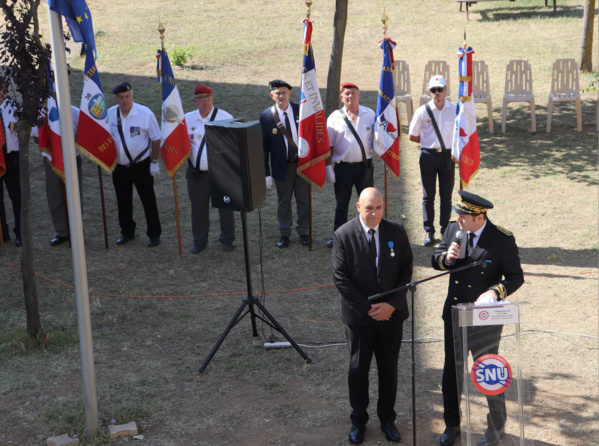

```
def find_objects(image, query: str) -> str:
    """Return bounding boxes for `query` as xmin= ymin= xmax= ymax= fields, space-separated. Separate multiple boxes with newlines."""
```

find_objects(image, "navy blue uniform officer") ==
xmin=432 ymin=190 xmax=524 ymax=446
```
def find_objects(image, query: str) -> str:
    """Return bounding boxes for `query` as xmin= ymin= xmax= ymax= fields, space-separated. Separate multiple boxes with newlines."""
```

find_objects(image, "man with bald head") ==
xmin=332 ymin=187 xmax=413 ymax=444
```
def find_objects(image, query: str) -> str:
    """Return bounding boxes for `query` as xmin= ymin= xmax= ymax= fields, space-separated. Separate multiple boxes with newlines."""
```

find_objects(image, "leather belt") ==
xmin=338 ymin=160 xmax=369 ymax=165
xmin=421 ymin=147 xmax=443 ymax=153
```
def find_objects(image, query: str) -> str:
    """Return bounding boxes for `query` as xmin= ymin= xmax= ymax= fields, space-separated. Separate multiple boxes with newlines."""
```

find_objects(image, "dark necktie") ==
xmin=368 ymin=228 xmax=377 ymax=264
xmin=284 ymin=111 xmax=295 ymax=161
xmin=467 ymin=232 xmax=475 ymax=257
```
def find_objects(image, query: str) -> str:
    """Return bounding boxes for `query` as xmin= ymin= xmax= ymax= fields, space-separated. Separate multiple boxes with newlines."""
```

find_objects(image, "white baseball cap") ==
xmin=428 ymin=75 xmax=446 ymax=90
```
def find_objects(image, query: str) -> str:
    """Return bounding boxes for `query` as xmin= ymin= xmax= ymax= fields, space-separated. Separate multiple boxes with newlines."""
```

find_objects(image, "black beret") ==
xmin=112 ymin=82 xmax=131 ymax=94
xmin=269 ymin=79 xmax=292 ymax=90
xmin=453 ymin=190 xmax=494 ymax=215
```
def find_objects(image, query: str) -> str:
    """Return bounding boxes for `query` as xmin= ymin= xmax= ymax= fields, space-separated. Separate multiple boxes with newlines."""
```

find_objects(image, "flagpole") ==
xmin=48 ymin=8 xmax=98 ymax=434
xmin=380 ymin=9 xmax=416 ymax=441
xmin=304 ymin=0 xmax=313 ymax=250
xmin=158 ymin=19 xmax=184 ymax=257
xmin=460 ymin=29 xmax=467 ymax=191
xmin=381 ymin=10 xmax=389 ymax=218
xmin=98 ymin=165 xmax=109 ymax=249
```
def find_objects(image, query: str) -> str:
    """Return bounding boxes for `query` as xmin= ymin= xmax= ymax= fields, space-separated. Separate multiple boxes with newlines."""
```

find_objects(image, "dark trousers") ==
xmin=345 ymin=319 xmax=404 ymax=426
xmin=44 ymin=156 xmax=83 ymax=238
xmin=419 ymin=150 xmax=455 ymax=234
xmin=274 ymin=161 xmax=309 ymax=238
xmin=0 ymin=151 xmax=21 ymax=240
xmin=442 ymin=321 xmax=506 ymax=430
xmin=333 ymin=161 xmax=374 ymax=232
xmin=112 ymin=158 xmax=161 ymax=239
xmin=186 ymin=166 xmax=234 ymax=247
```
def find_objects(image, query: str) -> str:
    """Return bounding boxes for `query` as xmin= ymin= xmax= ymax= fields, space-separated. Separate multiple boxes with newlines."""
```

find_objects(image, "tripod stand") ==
xmin=199 ymin=211 xmax=312 ymax=373
xmin=368 ymin=259 xmax=487 ymax=446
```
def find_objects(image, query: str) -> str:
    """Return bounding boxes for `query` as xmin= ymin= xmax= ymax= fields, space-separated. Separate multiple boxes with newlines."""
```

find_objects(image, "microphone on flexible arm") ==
xmin=448 ymin=230 xmax=463 ymax=266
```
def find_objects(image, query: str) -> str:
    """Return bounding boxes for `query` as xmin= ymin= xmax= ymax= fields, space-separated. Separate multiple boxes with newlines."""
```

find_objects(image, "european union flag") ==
xmin=47 ymin=0 xmax=96 ymax=58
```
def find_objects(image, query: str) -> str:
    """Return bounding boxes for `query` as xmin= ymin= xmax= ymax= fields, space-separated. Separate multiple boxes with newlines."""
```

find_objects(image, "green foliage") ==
xmin=0 ymin=327 xmax=40 ymax=356
xmin=0 ymin=325 xmax=79 ymax=356
xmin=581 ymin=73 xmax=599 ymax=93
xmin=170 ymin=44 xmax=194 ymax=67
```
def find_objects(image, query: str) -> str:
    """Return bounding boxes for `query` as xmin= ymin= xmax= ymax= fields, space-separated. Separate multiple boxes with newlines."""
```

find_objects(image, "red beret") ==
xmin=194 ymin=84 xmax=213 ymax=95
xmin=340 ymin=82 xmax=359 ymax=93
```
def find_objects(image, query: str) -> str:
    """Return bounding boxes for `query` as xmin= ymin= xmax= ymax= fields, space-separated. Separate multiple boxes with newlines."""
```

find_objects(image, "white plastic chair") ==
xmin=502 ymin=59 xmax=536 ymax=133
xmin=393 ymin=59 xmax=414 ymax=124
xmin=472 ymin=60 xmax=493 ymax=132
xmin=546 ymin=58 xmax=582 ymax=133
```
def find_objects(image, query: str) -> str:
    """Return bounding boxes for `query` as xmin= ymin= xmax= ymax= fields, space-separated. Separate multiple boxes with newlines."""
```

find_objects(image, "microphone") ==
xmin=448 ymin=230 xmax=463 ymax=266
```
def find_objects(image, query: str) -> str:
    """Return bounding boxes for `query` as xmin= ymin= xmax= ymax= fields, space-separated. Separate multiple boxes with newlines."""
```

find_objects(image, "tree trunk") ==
xmin=17 ymin=119 xmax=43 ymax=342
xmin=579 ymin=0 xmax=596 ymax=72
xmin=325 ymin=0 xmax=348 ymax=118
xmin=0 ymin=0 xmax=47 ymax=343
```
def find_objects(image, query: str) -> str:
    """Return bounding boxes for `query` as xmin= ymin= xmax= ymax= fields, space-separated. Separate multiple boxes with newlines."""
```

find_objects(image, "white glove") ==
xmin=325 ymin=165 xmax=336 ymax=184
xmin=265 ymin=176 xmax=274 ymax=190
xmin=150 ymin=161 xmax=160 ymax=177
xmin=475 ymin=291 xmax=498 ymax=306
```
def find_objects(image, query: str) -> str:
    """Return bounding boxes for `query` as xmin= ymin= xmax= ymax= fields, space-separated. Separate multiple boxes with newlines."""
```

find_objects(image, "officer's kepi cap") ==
xmin=112 ymin=82 xmax=131 ymax=94
xmin=453 ymin=190 xmax=494 ymax=215
xmin=269 ymin=80 xmax=292 ymax=90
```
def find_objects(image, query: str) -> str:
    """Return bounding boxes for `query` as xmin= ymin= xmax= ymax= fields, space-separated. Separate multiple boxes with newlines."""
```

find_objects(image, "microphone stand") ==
xmin=368 ymin=259 xmax=487 ymax=446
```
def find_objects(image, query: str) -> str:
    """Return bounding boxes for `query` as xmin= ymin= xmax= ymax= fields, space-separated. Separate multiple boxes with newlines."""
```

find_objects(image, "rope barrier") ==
xmin=2 ymin=261 xmax=597 ymax=299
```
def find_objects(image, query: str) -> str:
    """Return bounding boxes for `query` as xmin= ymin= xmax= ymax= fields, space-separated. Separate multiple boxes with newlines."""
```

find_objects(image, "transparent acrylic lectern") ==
xmin=452 ymin=302 xmax=535 ymax=446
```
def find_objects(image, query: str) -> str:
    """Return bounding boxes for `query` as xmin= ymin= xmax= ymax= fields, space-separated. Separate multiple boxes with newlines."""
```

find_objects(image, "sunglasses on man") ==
xmin=430 ymin=87 xmax=445 ymax=93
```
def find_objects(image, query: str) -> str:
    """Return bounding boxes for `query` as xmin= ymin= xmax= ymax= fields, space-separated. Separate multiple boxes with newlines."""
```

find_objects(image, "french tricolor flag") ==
xmin=76 ymin=46 xmax=117 ymax=173
xmin=452 ymin=45 xmax=480 ymax=188
xmin=157 ymin=49 xmax=190 ymax=177
xmin=297 ymin=18 xmax=330 ymax=190
xmin=374 ymin=37 xmax=400 ymax=179
xmin=37 ymin=68 xmax=66 ymax=179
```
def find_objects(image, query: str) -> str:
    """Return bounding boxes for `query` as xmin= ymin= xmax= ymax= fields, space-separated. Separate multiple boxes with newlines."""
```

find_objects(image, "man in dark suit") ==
xmin=332 ymin=187 xmax=413 ymax=444
xmin=432 ymin=190 xmax=524 ymax=446
xmin=260 ymin=79 xmax=309 ymax=249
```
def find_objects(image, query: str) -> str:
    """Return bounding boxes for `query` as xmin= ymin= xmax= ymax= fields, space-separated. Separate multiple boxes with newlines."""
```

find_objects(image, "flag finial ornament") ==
xmin=381 ymin=7 xmax=389 ymax=31
xmin=158 ymin=17 xmax=165 ymax=51
xmin=305 ymin=0 xmax=312 ymax=18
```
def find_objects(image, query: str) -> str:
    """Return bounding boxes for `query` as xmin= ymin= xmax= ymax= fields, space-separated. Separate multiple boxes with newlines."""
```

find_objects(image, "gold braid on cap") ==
xmin=456 ymin=199 xmax=489 ymax=214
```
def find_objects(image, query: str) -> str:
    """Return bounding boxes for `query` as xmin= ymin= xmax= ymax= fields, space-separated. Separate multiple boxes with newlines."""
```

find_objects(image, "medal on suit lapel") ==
xmin=388 ymin=241 xmax=395 ymax=257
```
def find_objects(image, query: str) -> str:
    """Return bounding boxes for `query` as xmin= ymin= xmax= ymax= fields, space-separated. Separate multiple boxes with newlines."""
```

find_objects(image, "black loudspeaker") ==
xmin=206 ymin=119 xmax=266 ymax=212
